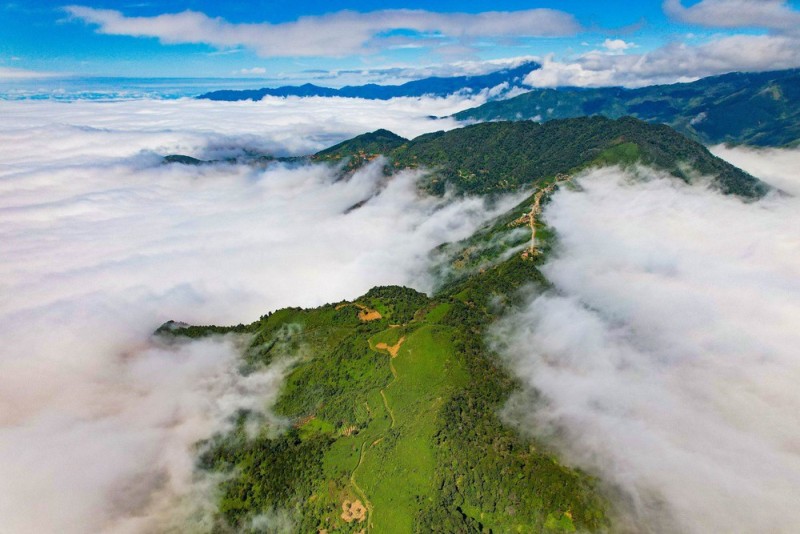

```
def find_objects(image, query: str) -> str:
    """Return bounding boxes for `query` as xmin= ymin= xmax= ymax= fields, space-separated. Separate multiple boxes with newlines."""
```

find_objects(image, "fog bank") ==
xmin=0 ymin=97 xmax=515 ymax=532
xmin=494 ymin=159 xmax=800 ymax=533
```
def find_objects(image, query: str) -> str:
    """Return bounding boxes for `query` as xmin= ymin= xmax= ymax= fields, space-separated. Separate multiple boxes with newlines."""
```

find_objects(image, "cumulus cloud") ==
xmin=525 ymin=33 xmax=800 ymax=87
xmin=603 ymin=38 xmax=636 ymax=52
xmin=0 ymin=97 xmax=521 ymax=531
xmin=664 ymin=0 xmax=800 ymax=34
xmin=527 ymin=1 xmax=800 ymax=88
xmin=64 ymin=6 xmax=581 ymax=58
xmin=493 ymin=155 xmax=800 ymax=532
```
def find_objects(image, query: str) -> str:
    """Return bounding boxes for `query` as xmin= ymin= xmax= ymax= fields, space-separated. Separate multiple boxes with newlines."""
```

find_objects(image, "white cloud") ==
xmin=525 ymin=33 xmax=800 ymax=87
xmin=603 ymin=38 xmax=636 ymax=52
xmin=0 ymin=93 xmax=482 ymax=154
xmin=0 ymin=97 xmax=523 ymax=531
xmin=321 ymin=55 xmax=540 ymax=87
xmin=64 ymin=6 xmax=582 ymax=57
xmin=711 ymin=145 xmax=800 ymax=195
xmin=239 ymin=66 xmax=266 ymax=75
xmin=664 ymin=0 xmax=800 ymax=33
xmin=493 ymin=154 xmax=800 ymax=532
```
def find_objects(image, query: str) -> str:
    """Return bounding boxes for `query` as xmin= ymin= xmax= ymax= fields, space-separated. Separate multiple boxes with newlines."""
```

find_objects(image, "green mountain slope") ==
xmin=315 ymin=117 xmax=768 ymax=198
xmin=156 ymin=115 xmax=775 ymax=532
xmin=453 ymin=69 xmax=800 ymax=147
xmin=165 ymin=262 xmax=607 ymax=533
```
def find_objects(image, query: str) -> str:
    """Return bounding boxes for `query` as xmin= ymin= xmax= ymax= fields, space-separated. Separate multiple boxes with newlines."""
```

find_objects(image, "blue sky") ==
xmin=1 ymin=1 xmax=800 ymax=86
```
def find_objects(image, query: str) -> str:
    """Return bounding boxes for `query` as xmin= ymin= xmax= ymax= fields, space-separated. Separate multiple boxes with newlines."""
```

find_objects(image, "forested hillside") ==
xmin=314 ymin=117 xmax=768 ymax=198
xmin=454 ymin=69 xmax=800 ymax=147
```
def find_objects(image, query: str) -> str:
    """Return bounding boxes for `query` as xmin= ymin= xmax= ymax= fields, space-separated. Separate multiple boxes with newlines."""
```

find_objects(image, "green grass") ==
xmin=423 ymin=302 xmax=451 ymax=324
xmin=194 ymin=277 xmax=608 ymax=533
xmin=356 ymin=324 xmax=467 ymax=532
xmin=594 ymin=141 xmax=641 ymax=166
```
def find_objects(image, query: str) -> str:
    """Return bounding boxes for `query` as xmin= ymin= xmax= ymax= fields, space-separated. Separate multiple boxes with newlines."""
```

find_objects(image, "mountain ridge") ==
xmin=164 ymin=117 xmax=769 ymax=199
xmin=197 ymin=61 xmax=540 ymax=101
xmin=453 ymin=68 xmax=800 ymax=147
xmin=310 ymin=117 xmax=768 ymax=198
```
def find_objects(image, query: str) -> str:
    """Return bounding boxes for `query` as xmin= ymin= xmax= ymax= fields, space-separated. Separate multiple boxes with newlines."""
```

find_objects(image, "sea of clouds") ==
xmin=0 ymin=94 xmax=516 ymax=532
xmin=493 ymin=149 xmax=800 ymax=533
xmin=3 ymin=89 xmax=799 ymax=533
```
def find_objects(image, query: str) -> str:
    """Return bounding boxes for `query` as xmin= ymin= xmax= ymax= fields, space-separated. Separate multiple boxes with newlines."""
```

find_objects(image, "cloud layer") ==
xmin=664 ymin=0 xmax=800 ymax=33
xmin=524 ymin=0 xmax=800 ymax=88
xmin=0 ymin=93 xmax=477 ymax=153
xmin=526 ymin=33 xmax=800 ymax=88
xmin=65 ymin=6 xmax=581 ymax=58
xmin=494 ymin=153 xmax=800 ymax=532
xmin=0 ymin=97 xmax=518 ymax=531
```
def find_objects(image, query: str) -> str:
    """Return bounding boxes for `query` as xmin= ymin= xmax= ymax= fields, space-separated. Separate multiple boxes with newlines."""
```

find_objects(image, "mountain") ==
xmin=164 ymin=117 xmax=767 ymax=197
xmin=197 ymin=61 xmax=540 ymax=101
xmin=453 ymin=69 xmax=800 ymax=147
xmin=313 ymin=117 xmax=768 ymax=198
xmin=158 ymin=117 xmax=773 ymax=532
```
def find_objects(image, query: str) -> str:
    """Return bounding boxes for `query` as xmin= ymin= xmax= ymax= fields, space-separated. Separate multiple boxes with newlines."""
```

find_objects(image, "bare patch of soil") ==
xmin=357 ymin=308 xmax=382 ymax=321
xmin=375 ymin=336 xmax=406 ymax=358
xmin=341 ymin=500 xmax=366 ymax=523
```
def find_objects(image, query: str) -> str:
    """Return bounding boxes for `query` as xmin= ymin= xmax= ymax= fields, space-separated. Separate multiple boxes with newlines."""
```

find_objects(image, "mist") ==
xmin=0 ymin=95 xmax=516 ymax=532
xmin=0 ymin=93 xmax=478 ymax=157
xmin=493 ymin=156 xmax=800 ymax=533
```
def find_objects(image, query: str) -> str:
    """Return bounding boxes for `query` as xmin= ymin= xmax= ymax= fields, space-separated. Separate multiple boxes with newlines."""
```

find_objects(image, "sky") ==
xmin=1 ymin=1 xmax=800 ymax=85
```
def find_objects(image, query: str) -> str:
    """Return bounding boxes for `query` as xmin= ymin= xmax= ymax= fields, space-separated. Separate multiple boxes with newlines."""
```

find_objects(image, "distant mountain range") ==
xmin=454 ymin=69 xmax=800 ymax=147
xmin=198 ymin=61 xmax=540 ymax=101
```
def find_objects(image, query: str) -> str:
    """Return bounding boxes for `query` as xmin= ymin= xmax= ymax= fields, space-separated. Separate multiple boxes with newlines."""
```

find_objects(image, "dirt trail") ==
xmin=349 ymin=441 xmax=373 ymax=527
xmin=511 ymin=173 xmax=572 ymax=258
xmin=350 ymin=333 xmax=409 ymax=530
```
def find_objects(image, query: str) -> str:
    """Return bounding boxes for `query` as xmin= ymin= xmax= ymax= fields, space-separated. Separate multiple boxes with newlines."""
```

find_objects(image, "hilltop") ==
xmin=454 ymin=69 xmax=800 ymax=147
xmin=312 ymin=117 xmax=768 ymax=198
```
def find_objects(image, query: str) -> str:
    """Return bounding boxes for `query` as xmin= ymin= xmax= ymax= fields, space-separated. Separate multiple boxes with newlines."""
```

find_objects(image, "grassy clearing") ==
xmin=357 ymin=324 xmax=467 ymax=532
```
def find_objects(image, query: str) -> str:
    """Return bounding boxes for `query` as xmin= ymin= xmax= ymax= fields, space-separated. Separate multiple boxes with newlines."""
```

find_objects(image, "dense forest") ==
xmin=313 ymin=117 xmax=768 ymax=198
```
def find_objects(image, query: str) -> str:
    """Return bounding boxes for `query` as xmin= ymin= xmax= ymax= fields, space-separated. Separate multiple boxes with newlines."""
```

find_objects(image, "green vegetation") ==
xmin=312 ymin=117 xmax=768 ymax=199
xmin=163 ymin=116 xmax=768 ymax=200
xmin=454 ymin=68 xmax=800 ymax=147
xmin=163 ymin=186 xmax=609 ymax=532
xmin=155 ymin=112 xmax=776 ymax=532
xmin=313 ymin=129 xmax=408 ymax=172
